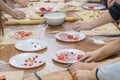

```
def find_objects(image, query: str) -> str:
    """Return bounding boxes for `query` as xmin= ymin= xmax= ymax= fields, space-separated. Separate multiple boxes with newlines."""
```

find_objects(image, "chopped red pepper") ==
xmin=88 ymin=5 xmax=94 ymax=9
xmin=40 ymin=7 xmax=47 ymax=12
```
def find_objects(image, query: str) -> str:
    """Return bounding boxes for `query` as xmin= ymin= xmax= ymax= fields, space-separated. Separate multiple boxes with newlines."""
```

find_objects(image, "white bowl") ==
xmin=44 ymin=12 xmax=65 ymax=26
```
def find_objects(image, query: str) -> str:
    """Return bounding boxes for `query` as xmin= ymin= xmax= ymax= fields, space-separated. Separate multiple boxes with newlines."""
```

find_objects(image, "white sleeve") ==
xmin=96 ymin=62 xmax=120 ymax=80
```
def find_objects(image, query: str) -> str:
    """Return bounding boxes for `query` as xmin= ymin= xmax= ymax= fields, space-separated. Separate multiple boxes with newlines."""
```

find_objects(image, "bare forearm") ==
xmin=94 ymin=38 xmax=120 ymax=61
xmin=87 ymin=0 xmax=100 ymax=2
xmin=99 ymin=57 xmax=120 ymax=67
xmin=0 ymin=0 xmax=13 ymax=14
xmin=91 ymin=10 xmax=114 ymax=28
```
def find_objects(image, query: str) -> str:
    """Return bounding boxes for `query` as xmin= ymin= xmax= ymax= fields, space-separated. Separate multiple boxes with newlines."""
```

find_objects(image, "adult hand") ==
xmin=68 ymin=62 xmax=98 ymax=75
xmin=72 ymin=21 xmax=95 ymax=32
xmin=80 ymin=50 xmax=102 ymax=63
xmin=10 ymin=10 xmax=26 ymax=19
xmin=73 ymin=70 xmax=96 ymax=80
xmin=107 ymin=0 xmax=115 ymax=7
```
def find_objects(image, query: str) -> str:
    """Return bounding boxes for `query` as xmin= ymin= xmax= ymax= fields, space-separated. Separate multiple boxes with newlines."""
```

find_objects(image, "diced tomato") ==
xmin=33 ymin=57 xmax=35 ymax=60
xmin=47 ymin=8 xmax=52 ymax=12
xmin=39 ymin=61 xmax=42 ymax=63
xmin=28 ymin=32 xmax=32 ymax=35
xmin=73 ymin=37 xmax=79 ymax=40
xmin=77 ymin=55 xmax=83 ymax=60
xmin=40 ymin=7 xmax=47 ymax=12
xmin=88 ymin=5 xmax=94 ymax=9
xmin=29 ymin=58 xmax=31 ymax=60
xmin=18 ymin=32 xmax=25 ymax=37
xmin=29 ymin=64 xmax=32 ymax=66
xmin=35 ymin=55 xmax=38 ymax=58
xmin=47 ymin=0 xmax=50 ymax=2
xmin=57 ymin=55 xmax=64 ymax=61
xmin=23 ymin=63 xmax=28 ymax=66
xmin=68 ymin=35 xmax=73 ymax=39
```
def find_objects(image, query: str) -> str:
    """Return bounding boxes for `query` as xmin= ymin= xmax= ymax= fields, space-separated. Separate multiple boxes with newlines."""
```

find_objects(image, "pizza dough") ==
xmin=0 ymin=29 xmax=41 ymax=44
xmin=75 ymin=11 xmax=120 ymax=35
xmin=25 ymin=71 xmax=73 ymax=80
xmin=75 ymin=10 xmax=103 ymax=21
xmin=91 ymin=25 xmax=109 ymax=34
xmin=41 ymin=71 xmax=72 ymax=80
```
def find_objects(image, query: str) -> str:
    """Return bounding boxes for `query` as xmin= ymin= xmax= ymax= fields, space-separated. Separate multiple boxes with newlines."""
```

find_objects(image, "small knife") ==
xmin=34 ymin=72 xmax=42 ymax=80
xmin=94 ymin=34 xmax=120 ymax=37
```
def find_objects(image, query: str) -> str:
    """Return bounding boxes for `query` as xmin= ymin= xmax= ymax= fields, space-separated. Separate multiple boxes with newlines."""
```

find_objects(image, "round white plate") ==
xmin=15 ymin=39 xmax=47 ymax=51
xmin=9 ymin=53 xmax=45 ymax=68
xmin=52 ymin=49 xmax=85 ymax=64
xmin=83 ymin=3 xmax=105 ymax=10
xmin=55 ymin=31 xmax=86 ymax=42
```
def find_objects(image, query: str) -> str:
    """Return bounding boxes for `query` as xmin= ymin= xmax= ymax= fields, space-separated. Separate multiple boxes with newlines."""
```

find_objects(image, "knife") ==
xmin=94 ymin=34 xmax=120 ymax=37
xmin=34 ymin=72 xmax=42 ymax=80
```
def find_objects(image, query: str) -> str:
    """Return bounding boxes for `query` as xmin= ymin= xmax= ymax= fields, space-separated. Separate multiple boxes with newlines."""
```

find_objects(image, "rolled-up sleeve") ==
xmin=109 ymin=2 xmax=120 ymax=21
xmin=96 ymin=62 xmax=120 ymax=80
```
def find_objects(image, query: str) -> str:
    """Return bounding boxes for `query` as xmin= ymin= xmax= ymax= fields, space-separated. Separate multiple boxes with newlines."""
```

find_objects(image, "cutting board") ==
xmin=3 ymin=1 xmax=85 ymax=25
xmin=25 ymin=71 xmax=73 ymax=80
xmin=0 ymin=28 xmax=41 ymax=44
xmin=4 ymin=13 xmax=81 ymax=25
xmin=0 ymin=71 xmax=24 ymax=80
xmin=75 ymin=11 xmax=120 ymax=35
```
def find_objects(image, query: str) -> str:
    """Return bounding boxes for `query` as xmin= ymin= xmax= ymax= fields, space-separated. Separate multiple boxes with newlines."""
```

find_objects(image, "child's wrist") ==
xmin=88 ymin=69 xmax=97 ymax=80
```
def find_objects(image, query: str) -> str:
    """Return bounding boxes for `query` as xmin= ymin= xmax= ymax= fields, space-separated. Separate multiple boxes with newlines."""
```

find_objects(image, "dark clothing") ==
xmin=101 ymin=0 xmax=108 ymax=8
xmin=109 ymin=2 xmax=120 ymax=21
xmin=3 ymin=0 xmax=7 ymax=3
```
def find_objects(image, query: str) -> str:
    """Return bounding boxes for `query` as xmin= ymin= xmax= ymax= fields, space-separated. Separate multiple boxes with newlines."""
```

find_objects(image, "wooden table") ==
xmin=0 ymin=1 xmax=116 ymax=79
xmin=0 ymin=22 xmax=105 ymax=78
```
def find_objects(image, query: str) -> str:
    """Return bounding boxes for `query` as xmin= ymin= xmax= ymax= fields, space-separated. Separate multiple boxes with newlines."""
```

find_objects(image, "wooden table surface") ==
xmin=0 ymin=22 xmax=104 ymax=78
xmin=0 ymin=1 xmax=114 ymax=79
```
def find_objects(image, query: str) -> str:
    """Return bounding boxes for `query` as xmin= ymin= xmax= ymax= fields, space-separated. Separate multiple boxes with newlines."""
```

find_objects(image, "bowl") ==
xmin=44 ymin=12 xmax=66 ymax=26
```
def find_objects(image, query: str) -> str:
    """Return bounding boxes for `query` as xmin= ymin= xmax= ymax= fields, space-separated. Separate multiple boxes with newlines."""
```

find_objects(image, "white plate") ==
xmin=83 ymin=3 xmax=105 ymax=10
xmin=55 ymin=31 xmax=86 ymax=42
xmin=15 ymin=39 xmax=47 ymax=51
xmin=9 ymin=53 xmax=45 ymax=68
xmin=52 ymin=49 xmax=85 ymax=64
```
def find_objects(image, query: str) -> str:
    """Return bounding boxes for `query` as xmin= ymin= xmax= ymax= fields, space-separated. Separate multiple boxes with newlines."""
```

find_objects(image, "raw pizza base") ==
xmin=91 ymin=25 xmax=109 ymax=34
xmin=25 ymin=71 xmax=73 ymax=80
xmin=75 ymin=10 xmax=104 ymax=21
xmin=1 ymin=29 xmax=40 ymax=44
xmin=42 ymin=71 xmax=72 ymax=80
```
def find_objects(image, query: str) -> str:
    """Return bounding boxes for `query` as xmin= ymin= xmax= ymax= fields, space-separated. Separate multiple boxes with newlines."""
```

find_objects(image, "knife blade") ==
xmin=33 ymin=72 xmax=42 ymax=80
xmin=94 ymin=34 xmax=120 ymax=37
